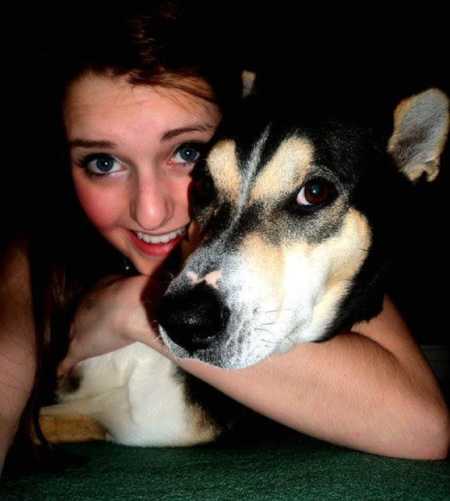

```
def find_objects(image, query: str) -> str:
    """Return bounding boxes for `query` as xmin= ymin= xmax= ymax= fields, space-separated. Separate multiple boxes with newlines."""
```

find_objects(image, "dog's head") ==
xmin=158 ymin=84 xmax=449 ymax=369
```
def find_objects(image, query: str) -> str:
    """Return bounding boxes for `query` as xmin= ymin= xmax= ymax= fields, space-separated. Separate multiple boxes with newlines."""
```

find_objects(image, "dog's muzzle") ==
xmin=157 ymin=282 xmax=230 ymax=353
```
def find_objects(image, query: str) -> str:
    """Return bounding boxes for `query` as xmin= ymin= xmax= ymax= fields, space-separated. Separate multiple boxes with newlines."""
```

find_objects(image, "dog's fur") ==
xmin=40 ymin=82 xmax=449 ymax=446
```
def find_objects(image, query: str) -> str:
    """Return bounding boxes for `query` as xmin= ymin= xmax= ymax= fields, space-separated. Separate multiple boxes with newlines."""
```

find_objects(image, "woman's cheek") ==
xmin=175 ymin=175 xmax=192 ymax=216
xmin=73 ymin=176 xmax=125 ymax=230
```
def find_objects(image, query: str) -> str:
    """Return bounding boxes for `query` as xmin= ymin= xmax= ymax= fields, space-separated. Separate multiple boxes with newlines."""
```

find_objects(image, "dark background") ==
xmin=9 ymin=6 xmax=449 ymax=346
xmin=237 ymin=8 xmax=449 ymax=347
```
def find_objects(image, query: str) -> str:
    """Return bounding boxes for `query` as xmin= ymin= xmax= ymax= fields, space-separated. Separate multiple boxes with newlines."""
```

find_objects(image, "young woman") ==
xmin=1 ymin=6 xmax=448 ymax=471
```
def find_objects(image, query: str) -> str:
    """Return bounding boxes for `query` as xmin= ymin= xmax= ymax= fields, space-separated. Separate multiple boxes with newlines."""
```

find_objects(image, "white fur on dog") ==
xmin=41 ymin=343 xmax=216 ymax=446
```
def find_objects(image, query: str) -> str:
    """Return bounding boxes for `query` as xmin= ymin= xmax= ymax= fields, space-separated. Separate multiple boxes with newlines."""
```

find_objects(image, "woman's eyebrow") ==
xmin=69 ymin=139 xmax=116 ymax=149
xmin=68 ymin=125 xmax=214 ymax=149
xmin=161 ymin=124 xmax=214 ymax=141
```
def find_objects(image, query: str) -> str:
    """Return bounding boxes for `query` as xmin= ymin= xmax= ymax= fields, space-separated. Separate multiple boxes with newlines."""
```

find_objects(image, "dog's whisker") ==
xmin=260 ymin=338 xmax=276 ymax=347
xmin=287 ymin=335 xmax=296 ymax=345
xmin=255 ymin=308 xmax=295 ymax=318
xmin=259 ymin=309 xmax=293 ymax=315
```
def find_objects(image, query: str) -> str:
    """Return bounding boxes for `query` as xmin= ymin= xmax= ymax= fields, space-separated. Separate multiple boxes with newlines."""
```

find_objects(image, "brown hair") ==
xmin=6 ymin=3 xmax=243 ymax=472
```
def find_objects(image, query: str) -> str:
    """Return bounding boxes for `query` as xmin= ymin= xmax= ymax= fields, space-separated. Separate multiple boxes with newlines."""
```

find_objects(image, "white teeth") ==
xmin=136 ymin=227 xmax=186 ymax=244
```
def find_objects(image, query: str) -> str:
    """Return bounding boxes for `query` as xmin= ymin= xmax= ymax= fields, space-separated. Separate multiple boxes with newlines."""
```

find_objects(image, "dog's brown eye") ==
xmin=297 ymin=179 xmax=336 ymax=207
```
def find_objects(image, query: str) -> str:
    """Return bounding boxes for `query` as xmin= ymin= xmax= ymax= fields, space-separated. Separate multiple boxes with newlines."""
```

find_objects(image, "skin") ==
xmin=0 ymin=243 xmax=36 ymax=472
xmin=66 ymin=72 xmax=221 ymax=276
xmin=1 ymin=73 xmax=448 ymax=467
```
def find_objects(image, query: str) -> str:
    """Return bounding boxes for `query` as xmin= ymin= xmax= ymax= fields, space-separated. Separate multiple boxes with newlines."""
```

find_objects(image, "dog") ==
xmin=39 ymin=79 xmax=449 ymax=447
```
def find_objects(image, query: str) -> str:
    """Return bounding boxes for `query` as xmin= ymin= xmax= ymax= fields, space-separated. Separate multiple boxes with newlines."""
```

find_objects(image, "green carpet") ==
xmin=2 ymin=434 xmax=449 ymax=500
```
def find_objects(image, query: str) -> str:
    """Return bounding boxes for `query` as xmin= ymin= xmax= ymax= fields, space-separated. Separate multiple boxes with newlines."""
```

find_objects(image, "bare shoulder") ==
xmin=0 ymin=237 xmax=30 ymax=284
xmin=0 ymin=237 xmax=34 ymax=345
xmin=0 ymin=238 xmax=32 ymax=314
xmin=0 ymin=238 xmax=36 ymax=465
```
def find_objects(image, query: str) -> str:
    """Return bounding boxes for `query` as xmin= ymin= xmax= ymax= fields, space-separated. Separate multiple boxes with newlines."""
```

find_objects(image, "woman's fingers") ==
xmin=56 ymin=274 xmax=170 ymax=377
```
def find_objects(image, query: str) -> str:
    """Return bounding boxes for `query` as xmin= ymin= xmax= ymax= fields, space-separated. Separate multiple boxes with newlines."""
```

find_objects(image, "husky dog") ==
xmin=40 ymin=83 xmax=449 ymax=447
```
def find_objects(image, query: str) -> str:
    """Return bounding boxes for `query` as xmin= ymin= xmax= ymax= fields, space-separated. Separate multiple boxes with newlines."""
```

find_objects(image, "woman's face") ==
xmin=64 ymin=72 xmax=221 ymax=275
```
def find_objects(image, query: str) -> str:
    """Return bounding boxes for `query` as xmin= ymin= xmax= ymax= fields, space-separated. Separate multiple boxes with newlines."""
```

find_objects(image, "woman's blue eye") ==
xmin=173 ymin=144 xmax=202 ymax=164
xmin=81 ymin=154 xmax=121 ymax=176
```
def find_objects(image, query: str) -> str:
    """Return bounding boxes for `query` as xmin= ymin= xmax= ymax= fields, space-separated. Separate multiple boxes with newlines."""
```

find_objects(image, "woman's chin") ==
xmin=129 ymin=253 xmax=168 ymax=276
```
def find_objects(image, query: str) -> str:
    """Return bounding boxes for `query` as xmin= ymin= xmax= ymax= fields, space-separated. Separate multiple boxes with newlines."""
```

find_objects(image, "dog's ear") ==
xmin=388 ymin=88 xmax=449 ymax=182
xmin=241 ymin=70 xmax=256 ymax=98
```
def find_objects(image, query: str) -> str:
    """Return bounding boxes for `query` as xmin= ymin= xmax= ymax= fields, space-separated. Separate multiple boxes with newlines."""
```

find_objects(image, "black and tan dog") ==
xmin=40 ymin=81 xmax=449 ymax=446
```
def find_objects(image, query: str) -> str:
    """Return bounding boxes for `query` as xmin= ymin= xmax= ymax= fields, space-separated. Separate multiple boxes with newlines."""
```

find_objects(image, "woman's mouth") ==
xmin=130 ymin=226 xmax=187 ymax=257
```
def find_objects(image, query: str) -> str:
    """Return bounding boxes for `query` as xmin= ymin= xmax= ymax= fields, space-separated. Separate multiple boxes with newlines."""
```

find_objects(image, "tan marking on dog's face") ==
xmin=326 ymin=209 xmax=372 ymax=284
xmin=207 ymin=139 xmax=241 ymax=200
xmin=240 ymin=233 xmax=286 ymax=306
xmin=306 ymin=209 xmax=372 ymax=332
xmin=251 ymin=138 xmax=314 ymax=202
xmin=235 ymin=208 xmax=370 ymax=334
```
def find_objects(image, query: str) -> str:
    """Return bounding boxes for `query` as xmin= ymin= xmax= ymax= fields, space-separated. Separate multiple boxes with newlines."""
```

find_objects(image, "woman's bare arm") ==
xmin=0 ymin=243 xmax=36 ymax=471
xmin=176 ymin=297 xmax=449 ymax=459
xmin=59 ymin=275 xmax=449 ymax=460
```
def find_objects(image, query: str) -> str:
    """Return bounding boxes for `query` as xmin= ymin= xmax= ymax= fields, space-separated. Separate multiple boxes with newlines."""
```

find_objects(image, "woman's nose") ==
xmin=130 ymin=172 xmax=173 ymax=231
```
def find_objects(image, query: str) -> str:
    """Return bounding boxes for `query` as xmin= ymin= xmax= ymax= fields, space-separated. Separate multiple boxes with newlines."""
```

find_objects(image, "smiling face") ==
xmin=64 ymin=72 xmax=221 ymax=275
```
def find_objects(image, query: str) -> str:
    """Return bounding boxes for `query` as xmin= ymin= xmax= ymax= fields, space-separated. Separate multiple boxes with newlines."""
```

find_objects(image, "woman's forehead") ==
xmin=64 ymin=72 xmax=220 ymax=134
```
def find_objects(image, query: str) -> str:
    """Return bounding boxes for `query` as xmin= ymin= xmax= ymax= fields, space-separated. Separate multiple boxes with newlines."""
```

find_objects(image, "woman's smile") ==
xmin=129 ymin=226 xmax=188 ymax=257
xmin=65 ymin=72 xmax=221 ymax=275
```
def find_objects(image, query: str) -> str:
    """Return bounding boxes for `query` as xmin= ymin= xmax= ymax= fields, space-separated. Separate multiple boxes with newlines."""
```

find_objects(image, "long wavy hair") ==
xmin=6 ymin=3 xmax=243 ymax=471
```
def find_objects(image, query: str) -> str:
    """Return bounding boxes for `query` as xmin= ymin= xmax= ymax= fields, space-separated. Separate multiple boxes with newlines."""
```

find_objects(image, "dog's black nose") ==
xmin=157 ymin=281 xmax=230 ymax=352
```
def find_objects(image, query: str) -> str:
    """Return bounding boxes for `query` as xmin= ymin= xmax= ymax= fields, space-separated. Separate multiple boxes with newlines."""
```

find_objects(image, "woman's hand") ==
xmin=57 ymin=274 xmax=167 ymax=376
